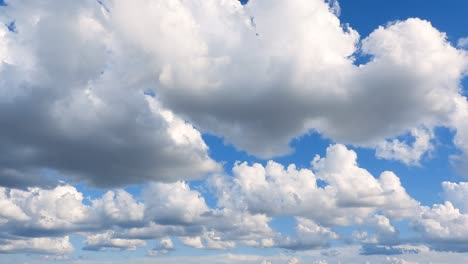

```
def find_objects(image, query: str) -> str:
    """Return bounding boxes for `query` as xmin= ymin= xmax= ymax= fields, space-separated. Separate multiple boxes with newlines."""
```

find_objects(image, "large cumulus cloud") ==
xmin=0 ymin=0 xmax=219 ymax=187
xmin=104 ymin=0 xmax=468 ymax=163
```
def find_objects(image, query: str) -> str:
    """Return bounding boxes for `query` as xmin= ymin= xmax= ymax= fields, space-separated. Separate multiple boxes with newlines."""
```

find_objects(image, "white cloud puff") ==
xmin=84 ymin=231 xmax=147 ymax=251
xmin=212 ymin=144 xmax=419 ymax=229
xmin=0 ymin=236 xmax=73 ymax=255
xmin=376 ymin=128 xmax=434 ymax=165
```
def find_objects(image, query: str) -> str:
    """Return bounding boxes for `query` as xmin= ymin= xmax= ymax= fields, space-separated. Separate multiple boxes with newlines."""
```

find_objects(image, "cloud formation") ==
xmin=1 ymin=0 xmax=468 ymax=262
xmin=0 ymin=144 xmax=467 ymax=256
xmin=0 ymin=0 xmax=219 ymax=188
xmin=105 ymin=0 xmax=468 ymax=163
xmin=1 ymin=0 xmax=467 ymax=190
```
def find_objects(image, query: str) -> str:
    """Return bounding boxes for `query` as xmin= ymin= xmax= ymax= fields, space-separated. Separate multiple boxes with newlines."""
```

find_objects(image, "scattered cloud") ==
xmin=376 ymin=128 xmax=434 ymax=165
xmin=147 ymin=237 xmax=174 ymax=256
xmin=0 ymin=236 xmax=73 ymax=255
xmin=83 ymin=231 xmax=146 ymax=252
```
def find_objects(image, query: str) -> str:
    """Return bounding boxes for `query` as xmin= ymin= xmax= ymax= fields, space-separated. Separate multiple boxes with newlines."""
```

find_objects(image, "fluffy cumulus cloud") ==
xmin=441 ymin=181 xmax=468 ymax=213
xmin=1 ymin=0 xmax=468 ymax=261
xmin=0 ymin=180 xmax=272 ymax=253
xmin=412 ymin=181 xmax=468 ymax=252
xmin=143 ymin=181 xmax=209 ymax=225
xmin=0 ymin=146 xmax=468 ymax=257
xmin=98 ymin=0 xmax=468 ymax=164
xmin=147 ymin=237 xmax=174 ymax=256
xmin=212 ymin=144 xmax=419 ymax=230
xmin=0 ymin=236 xmax=73 ymax=255
xmin=83 ymin=231 xmax=146 ymax=251
xmin=0 ymin=0 xmax=219 ymax=188
xmin=375 ymin=128 xmax=435 ymax=165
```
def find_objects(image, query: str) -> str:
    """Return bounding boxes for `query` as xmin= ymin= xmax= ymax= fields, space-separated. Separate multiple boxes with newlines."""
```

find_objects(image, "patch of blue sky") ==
xmin=5 ymin=20 xmax=15 ymax=32
xmin=202 ymin=134 xmax=263 ymax=170
xmin=275 ymin=132 xmax=333 ymax=170
xmin=340 ymin=0 xmax=468 ymax=43
xmin=269 ymin=216 xmax=297 ymax=238
xmin=203 ymin=131 xmax=333 ymax=172
xmin=462 ymin=76 xmax=468 ymax=97
xmin=143 ymin=88 xmax=156 ymax=98
xmin=73 ymin=183 xmax=108 ymax=204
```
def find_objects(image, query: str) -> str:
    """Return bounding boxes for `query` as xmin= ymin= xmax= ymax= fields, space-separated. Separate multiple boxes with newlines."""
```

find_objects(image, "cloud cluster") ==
xmin=414 ymin=181 xmax=468 ymax=252
xmin=8 ymin=247 xmax=468 ymax=264
xmin=212 ymin=144 xmax=418 ymax=228
xmin=0 ymin=144 xmax=467 ymax=256
xmin=0 ymin=181 xmax=271 ymax=254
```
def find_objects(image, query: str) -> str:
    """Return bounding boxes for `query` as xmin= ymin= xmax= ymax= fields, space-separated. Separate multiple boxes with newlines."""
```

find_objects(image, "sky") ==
xmin=0 ymin=0 xmax=468 ymax=263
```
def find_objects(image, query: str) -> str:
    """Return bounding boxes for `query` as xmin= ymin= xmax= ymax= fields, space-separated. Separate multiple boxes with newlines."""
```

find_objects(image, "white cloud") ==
xmin=312 ymin=145 xmax=419 ymax=220
xmin=448 ymin=97 xmax=468 ymax=174
xmin=147 ymin=237 xmax=174 ymax=256
xmin=414 ymin=201 xmax=468 ymax=251
xmin=0 ymin=187 xmax=30 ymax=222
xmin=278 ymin=218 xmax=338 ymax=250
xmin=376 ymin=128 xmax=434 ymax=165
xmin=442 ymin=181 xmax=468 ymax=213
xmin=384 ymin=257 xmax=419 ymax=264
xmin=144 ymin=181 xmax=209 ymax=225
xmin=12 ymin=246 xmax=468 ymax=264
xmin=2 ymin=147 xmax=468 ymax=255
xmin=288 ymin=257 xmax=300 ymax=264
xmin=95 ymin=0 xmax=468 ymax=167
xmin=180 ymin=233 xmax=237 ymax=250
xmin=209 ymin=144 xmax=426 ymax=250
xmin=0 ymin=236 xmax=73 ymax=255
xmin=212 ymin=144 xmax=418 ymax=233
xmin=0 ymin=0 xmax=220 ymax=188
xmin=313 ymin=261 xmax=328 ymax=264
xmin=458 ymin=37 xmax=468 ymax=48
xmin=91 ymin=189 xmax=145 ymax=225
xmin=353 ymin=215 xmax=399 ymax=246
xmin=202 ymin=231 xmax=236 ymax=250
xmin=181 ymin=236 xmax=204 ymax=249
xmin=0 ymin=185 xmax=91 ymax=235
xmin=84 ymin=231 xmax=146 ymax=251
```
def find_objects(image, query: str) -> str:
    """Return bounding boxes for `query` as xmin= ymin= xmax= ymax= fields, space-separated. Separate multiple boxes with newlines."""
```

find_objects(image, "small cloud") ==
xmin=147 ymin=237 xmax=175 ymax=256
xmin=457 ymin=37 xmax=468 ymax=48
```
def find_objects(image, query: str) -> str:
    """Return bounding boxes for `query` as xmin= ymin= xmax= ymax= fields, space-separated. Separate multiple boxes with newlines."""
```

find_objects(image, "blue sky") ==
xmin=1 ymin=0 xmax=468 ymax=263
